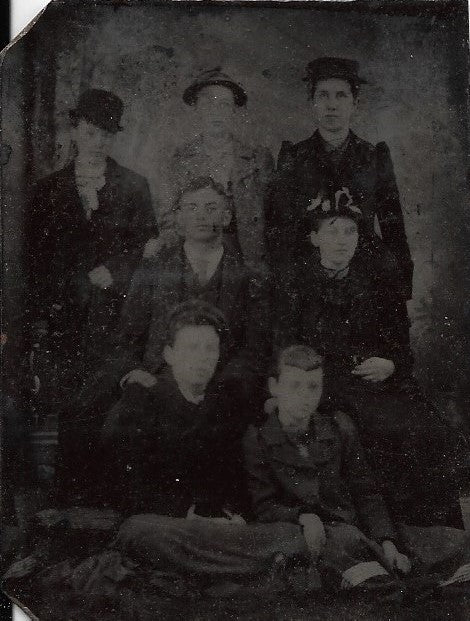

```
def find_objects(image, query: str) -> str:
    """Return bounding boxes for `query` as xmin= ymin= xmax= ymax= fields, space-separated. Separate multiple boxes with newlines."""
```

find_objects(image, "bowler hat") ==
xmin=69 ymin=89 xmax=124 ymax=133
xmin=303 ymin=57 xmax=367 ymax=88
xmin=183 ymin=67 xmax=247 ymax=107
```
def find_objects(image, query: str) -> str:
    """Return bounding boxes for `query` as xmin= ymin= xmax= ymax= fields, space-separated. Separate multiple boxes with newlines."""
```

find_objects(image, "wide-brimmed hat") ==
xmin=183 ymin=67 xmax=247 ymax=106
xmin=303 ymin=57 xmax=367 ymax=89
xmin=69 ymin=88 xmax=124 ymax=133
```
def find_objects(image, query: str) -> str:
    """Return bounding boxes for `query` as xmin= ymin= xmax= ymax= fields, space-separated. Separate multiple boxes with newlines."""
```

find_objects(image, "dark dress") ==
xmin=265 ymin=130 xmax=413 ymax=298
xmin=277 ymin=248 xmax=460 ymax=526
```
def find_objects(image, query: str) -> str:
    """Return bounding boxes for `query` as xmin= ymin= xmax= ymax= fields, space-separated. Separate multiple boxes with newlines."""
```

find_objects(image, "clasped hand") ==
xmin=88 ymin=264 xmax=113 ymax=289
xmin=351 ymin=357 xmax=395 ymax=382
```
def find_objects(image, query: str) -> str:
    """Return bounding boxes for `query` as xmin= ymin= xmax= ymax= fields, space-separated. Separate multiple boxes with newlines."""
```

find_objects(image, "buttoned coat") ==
xmin=25 ymin=157 xmax=157 ymax=370
xmin=164 ymin=136 xmax=274 ymax=265
xmin=116 ymin=242 xmax=272 ymax=379
xmin=265 ymin=130 xmax=413 ymax=298
xmin=243 ymin=409 xmax=396 ymax=543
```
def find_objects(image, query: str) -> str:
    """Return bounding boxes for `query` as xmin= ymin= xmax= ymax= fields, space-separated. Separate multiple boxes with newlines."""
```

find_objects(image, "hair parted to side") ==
xmin=173 ymin=176 xmax=233 ymax=213
xmin=165 ymin=298 xmax=229 ymax=346
xmin=276 ymin=344 xmax=324 ymax=376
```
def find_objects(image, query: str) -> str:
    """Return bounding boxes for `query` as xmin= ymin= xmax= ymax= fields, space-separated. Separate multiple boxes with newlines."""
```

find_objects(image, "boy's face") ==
xmin=73 ymin=119 xmax=113 ymax=161
xmin=164 ymin=324 xmax=220 ymax=391
xmin=310 ymin=216 xmax=358 ymax=271
xmin=311 ymin=78 xmax=357 ymax=135
xmin=196 ymin=85 xmax=236 ymax=137
xmin=269 ymin=365 xmax=323 ymax=433
xmin=177 ymin=186 xmax=231 ymax=243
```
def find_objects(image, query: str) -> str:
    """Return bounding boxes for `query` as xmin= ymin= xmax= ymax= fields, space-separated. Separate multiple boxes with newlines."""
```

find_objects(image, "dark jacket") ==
xmin=115 ymin=242 xmax=272 ymax=379
xmin=277 ymin=249 xmax=413 ymax=396
xmin=265 ymin=130 xmax=413 ymax=298
xmin=101 ymin=369 xmax=249 ymax=516
xmin=243 ymin=409 xmax=396 ymax=543
xmin=25 ymin=157 xmax=157 ymax=367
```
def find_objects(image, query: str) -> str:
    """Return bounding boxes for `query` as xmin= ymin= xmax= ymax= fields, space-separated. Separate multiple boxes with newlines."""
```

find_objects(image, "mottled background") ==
xmin=1 ymin=0 xmax=469 ymax=403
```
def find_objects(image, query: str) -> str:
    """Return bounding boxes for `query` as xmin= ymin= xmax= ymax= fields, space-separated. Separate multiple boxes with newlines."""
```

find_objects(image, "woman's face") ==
xmin=311 ymin=78 xmax=357 ymax=135
xmin=310 ymin=216 xmax=359 ymax=271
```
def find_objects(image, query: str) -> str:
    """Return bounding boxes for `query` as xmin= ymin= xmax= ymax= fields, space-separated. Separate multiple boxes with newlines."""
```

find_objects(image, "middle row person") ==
xmin=119 ymin=175 xmax=272 ymax=390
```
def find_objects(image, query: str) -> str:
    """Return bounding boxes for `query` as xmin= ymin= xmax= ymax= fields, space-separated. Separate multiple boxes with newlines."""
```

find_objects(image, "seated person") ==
xmin=101 ymin=300 xmax=307 ymax=584
xmin=119 ymin=175 xmax=271 ymax=378
xmin=244 ymin=344 xmax=470 ymax=599
xmin=276 ymin=187 xmax=460 ymax=526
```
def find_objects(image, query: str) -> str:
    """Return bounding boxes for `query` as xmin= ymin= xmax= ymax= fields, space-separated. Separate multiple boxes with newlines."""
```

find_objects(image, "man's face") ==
xmin=73 ymin=119 xmax=113 ymax=161
xmin=177 ymin=186 xmax=231 ymax=243
xmin=269 ymin=365 xmax=324 ymax=432
xmin=312 ymin=78 xmax=357 ymax=134
xmin=196 ymin=85 xmax=236 ymax=137
xmin=164 ymin=325 xmax=220 ymax=391
xmin=310 ymin=216 xmax=359 ymax=271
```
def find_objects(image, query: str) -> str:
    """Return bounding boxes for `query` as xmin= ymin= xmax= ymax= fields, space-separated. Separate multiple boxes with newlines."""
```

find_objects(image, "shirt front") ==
xmin=183 ymin=242 xmax=224 ymax=286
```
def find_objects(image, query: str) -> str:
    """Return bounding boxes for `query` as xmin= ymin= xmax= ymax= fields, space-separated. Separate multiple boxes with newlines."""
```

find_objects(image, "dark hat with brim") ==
xmin=303 ymin=57 xmax=367 ymax=88
xmin=69 ymin=88 xmax=124 ymax=134
xmin=183 ymin=67 xmax=247 ymax=107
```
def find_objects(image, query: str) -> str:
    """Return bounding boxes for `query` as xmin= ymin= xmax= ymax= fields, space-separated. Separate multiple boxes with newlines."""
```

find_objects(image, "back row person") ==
xmin=149 ymin=67 xmax=274 ymax=267
xmin=24 ymin=88 xmax=157 ymax=406
xmin=265 ymin=57 xmax=413 ymax=299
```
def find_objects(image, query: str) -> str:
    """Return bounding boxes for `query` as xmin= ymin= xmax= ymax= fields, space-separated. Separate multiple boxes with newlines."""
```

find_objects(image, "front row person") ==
xmin=244 ymin=345 xmax=470 ymax=597
xmin=276 ymin=186 xmax=460 ymax=526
